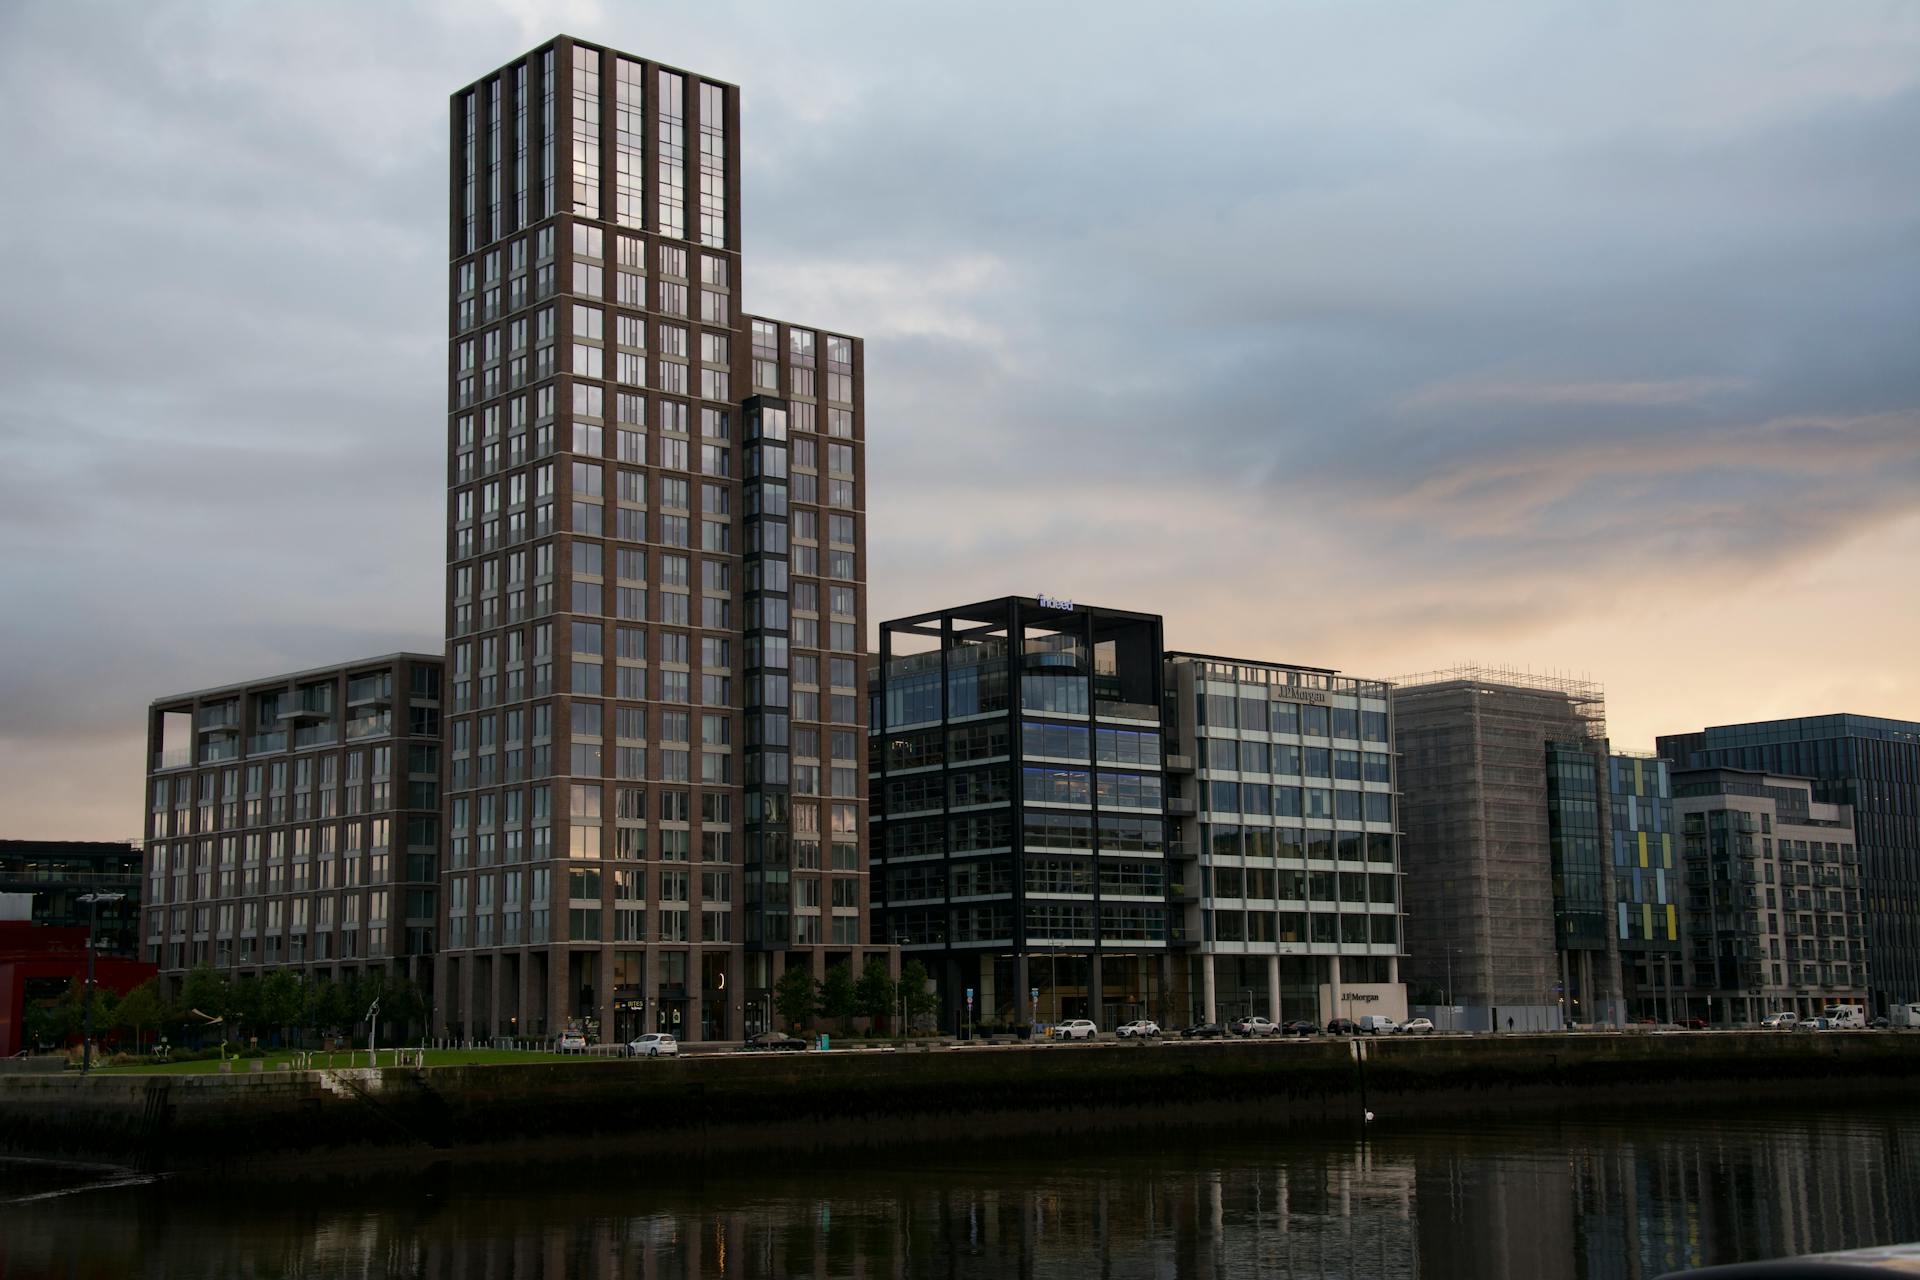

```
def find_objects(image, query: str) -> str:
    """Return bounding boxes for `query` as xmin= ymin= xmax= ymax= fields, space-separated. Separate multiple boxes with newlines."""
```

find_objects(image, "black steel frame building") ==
xmin=868 ymin=597 xmax=1172 ymax=1030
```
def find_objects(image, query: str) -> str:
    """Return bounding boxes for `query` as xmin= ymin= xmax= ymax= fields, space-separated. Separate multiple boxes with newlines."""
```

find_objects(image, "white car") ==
xmin=627 ymin=1032 xmax=679 ymax=1057
xmin=1116 ymin=1020 xmax=1161 ymax=1039
xmin=1400 ymin=1018 xmax=1436 ymax=1035
xmin=1761 ymin=1012 xmax=1799 ymax=1029
xmin=1054 ymin=1019 xmax=1099 ymax=1040
xmin=556 ymin=1031 xmax=588 ymax=1052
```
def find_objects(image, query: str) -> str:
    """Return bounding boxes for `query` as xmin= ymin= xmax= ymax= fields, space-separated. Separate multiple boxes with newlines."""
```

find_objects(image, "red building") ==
xmin=0 ymin=921 xmax=157 ymax=1057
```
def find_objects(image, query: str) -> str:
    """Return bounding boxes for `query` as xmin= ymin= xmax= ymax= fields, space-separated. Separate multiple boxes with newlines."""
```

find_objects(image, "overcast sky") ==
xmin=3 ymin=1 xmax=1916 ymax=840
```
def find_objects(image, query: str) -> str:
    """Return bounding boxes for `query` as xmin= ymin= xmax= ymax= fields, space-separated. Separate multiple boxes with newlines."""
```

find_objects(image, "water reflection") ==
xmin=4 ymin=1107 xmax=1916 ymax=1279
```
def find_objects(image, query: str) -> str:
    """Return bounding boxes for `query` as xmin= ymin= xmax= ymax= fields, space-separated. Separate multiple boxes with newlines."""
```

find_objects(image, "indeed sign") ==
xmin=1036 ymin=593 xmax=1075 ymax=611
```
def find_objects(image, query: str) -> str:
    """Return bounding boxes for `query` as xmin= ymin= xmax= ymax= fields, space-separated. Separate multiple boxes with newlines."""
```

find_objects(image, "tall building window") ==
xmin=698 ymin=82 xmax=726 ymax=247
xmin=463 ymin=90 xmax=478 ymax=252
xmin=614 ymin=58 xmax=644 ymax=228
xmin=515 ymin=65 xmax=528 ymax=227
xmin=541 ymin=50 xmax=556 ymax=217
xmin=657 ymin=70 xmax=686 ymax=239
xmin=488 ymin=78 xmax=503 ymax=241
xmin=571 ymin=46 xmax=601 ymax=218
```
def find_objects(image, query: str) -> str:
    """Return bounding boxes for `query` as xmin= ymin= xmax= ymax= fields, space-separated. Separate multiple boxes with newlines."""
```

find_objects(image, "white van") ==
xmin=1359 ymin=1015 xmax=1399 ymax=1035
xmin=1823 ymin=1004 xmax=1866 ymax=1030
xmin=1760 ymin=1012 xmax=1799 ymax=1029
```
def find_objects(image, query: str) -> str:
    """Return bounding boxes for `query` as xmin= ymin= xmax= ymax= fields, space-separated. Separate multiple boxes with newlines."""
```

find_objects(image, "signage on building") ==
xmin=1342 ymin=991 xmax=1382 ymax=1003
xmin=1272 ymin=687 xmax=1329 ymax=705
xmin=1036 ymin=594 xmax=1075 ymax=611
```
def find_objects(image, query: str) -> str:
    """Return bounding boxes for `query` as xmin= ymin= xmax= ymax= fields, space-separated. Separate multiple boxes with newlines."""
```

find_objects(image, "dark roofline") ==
xmin=151 ymin=652 xmax=443 ymax=708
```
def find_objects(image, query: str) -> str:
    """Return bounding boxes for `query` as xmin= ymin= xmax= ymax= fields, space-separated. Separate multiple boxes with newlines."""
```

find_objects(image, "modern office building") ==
xmin=1393 ymin=668 xmax=1617 ymax=1030
xmin=866 ymin=598 xmax=1408 ymax=1031
xmin=141 ymin=654 xmax=444 ymax=998
xmin=1670 ymin=767 xmax=1867 ymax=1023
xmin=0 ymin=840 xmax=142 ymax=959
xmin=1606 ymin=753 xmax=1682 ymax=1021
xmin=1166 ymin=652 xmax=1405 ymax=1027
xmin=440 ymin=38 xmax=874 ymax=1043
xmin=868 ymin=597 xmax=1171 ymax=1029
xmin=1658 ymin=715 xmax=1920 ymax=1014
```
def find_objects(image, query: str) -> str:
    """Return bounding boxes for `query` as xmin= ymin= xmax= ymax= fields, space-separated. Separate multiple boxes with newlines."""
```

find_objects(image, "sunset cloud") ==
xmin=1 ymin=0 xmax=1916 ymax=837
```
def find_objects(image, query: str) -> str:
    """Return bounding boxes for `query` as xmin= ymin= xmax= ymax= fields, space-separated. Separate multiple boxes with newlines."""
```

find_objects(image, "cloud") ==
xmin=1 ymin=0 xmax=1918 ymax=841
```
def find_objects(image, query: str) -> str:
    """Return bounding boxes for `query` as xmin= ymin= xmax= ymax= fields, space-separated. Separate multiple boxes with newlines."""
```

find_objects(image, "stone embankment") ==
xmin=4 ymin=1032 xmax=1914 ymax=1172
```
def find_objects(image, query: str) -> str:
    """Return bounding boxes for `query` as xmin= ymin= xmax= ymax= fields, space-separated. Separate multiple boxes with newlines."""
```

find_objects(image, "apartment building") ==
xmin=142 ymin=654 xmax=444 ymax=995
xmin=439 ymin=38 xmax=875 ymax=1042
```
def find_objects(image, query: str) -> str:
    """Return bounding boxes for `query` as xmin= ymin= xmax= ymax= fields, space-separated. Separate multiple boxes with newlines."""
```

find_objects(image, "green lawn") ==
xmin=90 ymin=1048 xmax=627 ymax=1075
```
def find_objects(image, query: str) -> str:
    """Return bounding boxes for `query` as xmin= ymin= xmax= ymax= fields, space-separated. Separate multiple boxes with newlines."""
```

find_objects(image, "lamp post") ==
xmin=77 ymin=892 xmax=125 ymax=1076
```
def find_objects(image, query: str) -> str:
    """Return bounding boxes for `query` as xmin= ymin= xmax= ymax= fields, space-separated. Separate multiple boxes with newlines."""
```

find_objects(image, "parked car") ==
xmin=747 ymin=1031 xmax=806 ymax=1052
xmin=1282 ymin=1020 xmax=1320 ymax=1037
xmin=1358 ymin=1015 xmax=1400 ymax=1035
xmin=1870 ymin=1016 xmax=1892 ymax=1029
xmin=627 ymin=1032 xmax=679 ymax=1057
xmin=1180 ymin=1022 xmax=1227 ymax=1040
xmin=1116 ymin=1020 xmax=1161 ymax=1039
xmin=1760 ymin=1012 xmax=1799 ymax=1029
xmin=1231 ymin=1016 xmax=1278 ymax=1038
xmin=1400 ymin=1018 xmax=1436 ymax=1035
xmin=1678 ymin=1017 xmax=1708 ymax=1030
xmin=1796 ymin=1017 xmax=1833 ymax=1032
xmin=1053 ymin=1019 xmax=1099 ymax=1041
xmin=1325 ymin=1018 xmax=1357 ymax=1035
xmin=556 ymin=1031 xmax=588 ymax=1052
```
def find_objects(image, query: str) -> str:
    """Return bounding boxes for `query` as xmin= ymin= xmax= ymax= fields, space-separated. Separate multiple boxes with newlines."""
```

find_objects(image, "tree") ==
xmin=255 ymin=971 xmax=305 ymax=1046
xmin=819 ymin=961 xmax=858 ymax=1032
xmin=113 ymin=980 xmax=166 ymax=1053
xmin=310 ymin=978 xmax=352 ymax=1040
xmin=774 ymin=964 xmax=817 ymax=1031
xmin=854 ymin=959 xmax=895 ymax=1028
xmin=899 ymin=960 xmax=938 ymax=1034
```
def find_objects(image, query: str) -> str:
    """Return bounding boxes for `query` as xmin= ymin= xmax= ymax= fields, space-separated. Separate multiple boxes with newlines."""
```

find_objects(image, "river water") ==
xmin=4 ymin=1104 xmax=1917 ymax=1278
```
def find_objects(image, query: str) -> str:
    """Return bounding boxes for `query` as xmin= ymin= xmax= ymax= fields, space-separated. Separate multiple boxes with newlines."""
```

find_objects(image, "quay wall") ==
xmin=3 ymin=1032 xmax=1914 ymax=1172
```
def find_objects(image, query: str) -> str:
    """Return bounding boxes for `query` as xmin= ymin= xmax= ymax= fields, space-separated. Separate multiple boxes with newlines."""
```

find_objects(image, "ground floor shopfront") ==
xmin=436 ymin=944 xmax=896 ymax=1044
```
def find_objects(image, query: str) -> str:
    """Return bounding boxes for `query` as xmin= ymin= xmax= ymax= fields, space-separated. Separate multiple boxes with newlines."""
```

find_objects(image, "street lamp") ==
xmin=77 ymin=892 xmax=125 ymax=1076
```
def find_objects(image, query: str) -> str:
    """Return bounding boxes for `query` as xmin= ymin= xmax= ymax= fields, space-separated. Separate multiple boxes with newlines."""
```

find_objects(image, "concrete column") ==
xmin=486 ymin=953 xmax=502 ymax=1041
xmin=1014 ymin=953 xmax=1030 ymax=1027
xmin=596 ymin=945 xmax=615 ymax=1046
xmin=687 ymin=946 xmax=704 ymax=1043
xmin=1088 ymin=951 xmax=1103 ymax=1026
xmin=518 ymin=947 xmax=536 ymax=1040
xmin=1202 ymin=953 xmax=1217 ymax=1023
xmin=1267 ymin=954 xmax=1282 ymax=1023
xmin=546 ymin=946 xmax=569 ymax=1038
xmin=431 ymin=949 xmax=450 ymax=1036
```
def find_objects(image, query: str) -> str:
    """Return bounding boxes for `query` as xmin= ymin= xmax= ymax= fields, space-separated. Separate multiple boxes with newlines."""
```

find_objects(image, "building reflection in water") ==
xmin=4 ymin=1107 xmax=1917 ymax=1279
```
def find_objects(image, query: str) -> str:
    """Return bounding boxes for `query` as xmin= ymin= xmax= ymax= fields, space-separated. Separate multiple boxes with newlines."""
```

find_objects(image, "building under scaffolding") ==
xmin=1392 ymin=665 xmax=1618 ymax=1030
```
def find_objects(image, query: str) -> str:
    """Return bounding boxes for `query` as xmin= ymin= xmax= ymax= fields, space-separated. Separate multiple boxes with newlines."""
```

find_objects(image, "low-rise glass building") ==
xmin=868 ymin=597 xmax=1171 ymax=1030
xmin=1166 ymin=653 xmax=1404 ymax=1027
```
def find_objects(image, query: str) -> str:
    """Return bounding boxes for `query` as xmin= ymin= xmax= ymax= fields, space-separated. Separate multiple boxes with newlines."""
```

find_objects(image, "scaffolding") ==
xmin=1394 ymin=665 xmax=1614 ymax=1019
xmin=1394 ymin=663 xmax=1606 ymax=740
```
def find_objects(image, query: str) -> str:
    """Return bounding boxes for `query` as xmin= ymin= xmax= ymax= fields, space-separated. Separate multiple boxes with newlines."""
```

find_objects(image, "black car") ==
xmin=1180 ymin=1022 xmax=1227 ymax=1039
xmin=1283 ymin=1020 xmax=1319 ymax=1037
xmin=1870 ymin=1016 xmax=1892 ymax=1029
xmin=747 ymin=1031 xmax=807 ymax=1051
xmin=1325 ymin=1018 xmax=1357 ymax=1035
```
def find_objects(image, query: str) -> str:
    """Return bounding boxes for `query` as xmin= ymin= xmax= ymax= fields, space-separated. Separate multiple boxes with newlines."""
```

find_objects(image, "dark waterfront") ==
xmin=4 ymin=1104 xmax=1917 ymax=1279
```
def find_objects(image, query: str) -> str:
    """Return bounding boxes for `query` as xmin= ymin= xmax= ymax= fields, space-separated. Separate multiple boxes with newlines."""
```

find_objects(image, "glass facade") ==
xmin=869 ymin=599 xmax=1169 ymax=1029
xmin=1659 ymin=715 xmax=1920 ymax=1013
xmin=1176 ymin=655 xmax=1402 ymax=1026
xmin=1607 ymin=754 xmax=1680 ymax=1020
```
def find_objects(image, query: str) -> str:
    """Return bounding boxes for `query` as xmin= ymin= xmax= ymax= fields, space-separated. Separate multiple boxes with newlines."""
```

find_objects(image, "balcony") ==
xmin=1167 ymin=796 xmax=1196 ymax=816
xmin=1165 ymin=753 xmax=1194 ymax=774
